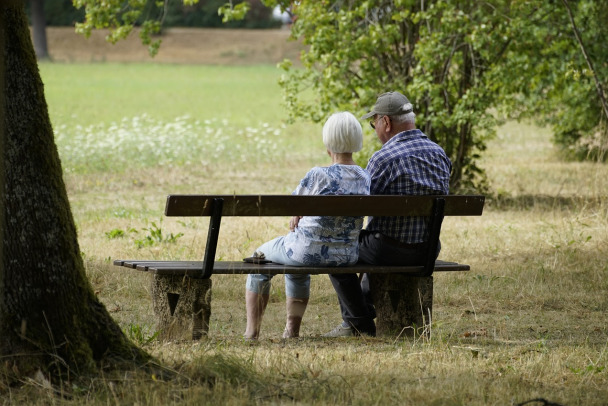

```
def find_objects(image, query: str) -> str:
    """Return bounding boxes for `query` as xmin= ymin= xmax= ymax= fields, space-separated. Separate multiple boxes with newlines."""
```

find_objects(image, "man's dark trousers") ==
xmin=328 ymin=230 xmax=435 ymax=335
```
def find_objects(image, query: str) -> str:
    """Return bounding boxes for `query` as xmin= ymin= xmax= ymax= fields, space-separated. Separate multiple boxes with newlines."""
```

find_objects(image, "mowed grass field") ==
xmin=11 ymin=55 xmax=607 ymax=405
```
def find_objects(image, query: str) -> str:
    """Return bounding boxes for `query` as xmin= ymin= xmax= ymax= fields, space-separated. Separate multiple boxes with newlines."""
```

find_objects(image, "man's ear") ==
xmin=383 ymin=117 xmax=392 ymax=133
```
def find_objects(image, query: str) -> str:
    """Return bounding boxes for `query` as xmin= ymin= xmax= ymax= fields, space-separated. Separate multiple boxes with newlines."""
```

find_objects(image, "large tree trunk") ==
xmin=0 ymin=1 xmax=150 ymax=380
xmin=30 ymin=0 xmax=49 ymax=60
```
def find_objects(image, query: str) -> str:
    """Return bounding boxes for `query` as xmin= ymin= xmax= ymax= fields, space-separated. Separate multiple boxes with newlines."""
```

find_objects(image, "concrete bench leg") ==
xmin=150 ymin=274 xmax=212 ymax=341
xmin=369 ymin=274 xmax=433 ymax=338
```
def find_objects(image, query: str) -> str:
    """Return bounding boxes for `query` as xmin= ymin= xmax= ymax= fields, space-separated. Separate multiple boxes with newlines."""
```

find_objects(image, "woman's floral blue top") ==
xmin=283 ymin=164 xmax=371 ymax=266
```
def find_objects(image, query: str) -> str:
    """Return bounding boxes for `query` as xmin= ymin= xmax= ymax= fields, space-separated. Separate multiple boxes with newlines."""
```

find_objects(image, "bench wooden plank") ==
xmin=114 ymin=259 xmax=470 ymax=277
xmin=165 ymin=194 xmax=485 ymax=217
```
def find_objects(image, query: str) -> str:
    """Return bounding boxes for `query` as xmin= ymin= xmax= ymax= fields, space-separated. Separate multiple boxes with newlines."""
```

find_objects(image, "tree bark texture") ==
xmin=151 ymin=275 xmax=212 ymax=341
xmin=30 ymin=0 xmax=49 ymax=60
xmin=0 ymin=2 xmax=149 ymax=379
xmin=369 ymin=274 xmax=433 ymax=337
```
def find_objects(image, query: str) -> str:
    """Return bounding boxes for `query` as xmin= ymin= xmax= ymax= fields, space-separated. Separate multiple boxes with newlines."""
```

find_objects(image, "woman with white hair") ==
xmin=244 ymin=111 xmax=371 ymax=340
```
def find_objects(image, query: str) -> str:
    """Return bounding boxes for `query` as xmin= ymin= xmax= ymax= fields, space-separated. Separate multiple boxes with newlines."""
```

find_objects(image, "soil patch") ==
xmin=45 ymin=26 xmax=304 ymax=65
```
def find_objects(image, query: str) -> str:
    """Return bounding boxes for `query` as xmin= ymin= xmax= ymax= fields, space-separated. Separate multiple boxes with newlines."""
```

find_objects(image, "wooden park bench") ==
xmin=114 ymin=194 xmax=485 ymax=340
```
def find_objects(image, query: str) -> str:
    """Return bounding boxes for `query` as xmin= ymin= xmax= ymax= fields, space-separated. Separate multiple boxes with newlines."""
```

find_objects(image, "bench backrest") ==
xmin=165 ymin=195 xmax=485 ymax=217
xmin=163 ymin=194 xmax=485 ymax=279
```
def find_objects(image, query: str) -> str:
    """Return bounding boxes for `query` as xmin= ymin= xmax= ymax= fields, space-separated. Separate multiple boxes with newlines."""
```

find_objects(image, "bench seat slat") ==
xmin=114 ymin=259 xmax=470 ymax=277
xmin=165 ymin=195 xmax=485 ymax=217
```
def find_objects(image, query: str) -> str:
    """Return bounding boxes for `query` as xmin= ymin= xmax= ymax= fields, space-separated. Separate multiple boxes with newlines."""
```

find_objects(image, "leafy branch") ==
xmin=561 ymin=0 xmax=608 ymax=123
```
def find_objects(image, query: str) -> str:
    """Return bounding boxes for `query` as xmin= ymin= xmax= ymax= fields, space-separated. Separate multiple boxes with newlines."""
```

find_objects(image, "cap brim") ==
xmin=361 ymin=111 xmax=375 ymax=120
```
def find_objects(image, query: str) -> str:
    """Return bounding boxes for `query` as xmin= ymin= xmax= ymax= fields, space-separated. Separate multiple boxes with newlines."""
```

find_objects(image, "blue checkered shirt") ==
xmin=366 ymin=129 xmax=452 ymax=244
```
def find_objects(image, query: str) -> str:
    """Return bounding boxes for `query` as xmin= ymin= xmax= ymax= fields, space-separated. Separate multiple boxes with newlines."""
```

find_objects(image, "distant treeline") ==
xmin=30 ymin=0 xmax=282 ymax=28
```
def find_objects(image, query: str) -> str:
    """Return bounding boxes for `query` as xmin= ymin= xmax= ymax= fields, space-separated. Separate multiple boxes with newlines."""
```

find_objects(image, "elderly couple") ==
xmin=244 ymin=91 xmax=452 ymax=339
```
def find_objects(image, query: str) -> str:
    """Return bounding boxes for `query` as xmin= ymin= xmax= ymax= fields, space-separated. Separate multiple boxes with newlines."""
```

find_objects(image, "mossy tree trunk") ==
xmin=0 ymin=1 xmax=150 ymax=380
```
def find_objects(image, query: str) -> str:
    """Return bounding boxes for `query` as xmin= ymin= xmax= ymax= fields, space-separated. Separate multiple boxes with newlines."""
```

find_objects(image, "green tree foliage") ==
xmin=268 ymin=0 xmax=521 ymax=191
xmin=73 ymin=0 xmax=280 ymax=56
xmin=494 ymin=0 xmax=608 ymax=161
xmin=38 ymin=0 xmax=279 ymax=28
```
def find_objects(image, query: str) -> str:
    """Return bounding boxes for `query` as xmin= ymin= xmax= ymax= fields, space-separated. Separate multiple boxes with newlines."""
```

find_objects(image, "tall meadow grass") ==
xmin=6 ymin=62 xmax=606 ymax=405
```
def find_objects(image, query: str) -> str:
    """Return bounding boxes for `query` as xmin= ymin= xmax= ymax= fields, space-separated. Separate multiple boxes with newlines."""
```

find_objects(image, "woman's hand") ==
xmin=289 ymin=216 xmax=303 ymax=231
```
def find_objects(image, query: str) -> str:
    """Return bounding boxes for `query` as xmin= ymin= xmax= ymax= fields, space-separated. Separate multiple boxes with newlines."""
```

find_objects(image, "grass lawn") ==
xmin=9 ymin=62 xmax=608 ymax=405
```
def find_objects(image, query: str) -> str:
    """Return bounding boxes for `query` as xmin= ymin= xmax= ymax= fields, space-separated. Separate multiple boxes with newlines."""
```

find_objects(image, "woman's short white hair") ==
xmin=322 ymin=111 xmax=363 ymax=153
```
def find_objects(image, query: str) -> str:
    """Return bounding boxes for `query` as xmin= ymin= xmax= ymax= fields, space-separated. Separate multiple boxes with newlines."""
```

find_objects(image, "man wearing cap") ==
xmin=324 ymin=91 xmax=452 ymax=337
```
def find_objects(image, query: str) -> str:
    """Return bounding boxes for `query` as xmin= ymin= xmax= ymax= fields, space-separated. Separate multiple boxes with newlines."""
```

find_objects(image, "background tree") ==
xmin=1 ymin=1 xmax=151 ymax=381
xmin=29 ymin=0 xmax=50 ymax=60
xmin=35 ymin=0 xmax=84 ymax=25
xmin=72 ymin=0 xmax=279 ymax=56
xmin=495 ymin=0 xmax=608 ymax=161
xmin=261 ymin=0 xmax=525 ymax=192
xmin=561 ymin=0 xmax=608 ymax=123
xmin=158 ymin=0 xmax=281 ymax=28
xmin=26 ymin=0 xmax=86 ymax=61
xmin=29 ymin=0 xmax=279 ymax=29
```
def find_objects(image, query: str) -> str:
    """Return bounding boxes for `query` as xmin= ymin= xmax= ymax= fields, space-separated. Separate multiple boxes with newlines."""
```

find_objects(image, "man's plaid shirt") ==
xmin=366 ymin=129 xmax=452 ymax=244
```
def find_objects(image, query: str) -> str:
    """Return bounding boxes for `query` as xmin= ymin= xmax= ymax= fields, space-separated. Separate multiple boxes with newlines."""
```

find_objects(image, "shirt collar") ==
xmin=384 ymin=129 xmax=425 ymax=146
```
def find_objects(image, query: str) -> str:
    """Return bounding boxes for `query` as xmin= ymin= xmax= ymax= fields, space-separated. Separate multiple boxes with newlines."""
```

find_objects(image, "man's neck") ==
xmin=394 ymin=123 xmax=416 ymax=133
xmin=385 ymin=123 xmax=416 ymax=142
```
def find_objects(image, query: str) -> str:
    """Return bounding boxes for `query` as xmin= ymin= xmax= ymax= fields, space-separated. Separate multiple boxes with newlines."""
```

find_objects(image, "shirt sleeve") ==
xmin=293 ymin=168 xmax=317 ymax=196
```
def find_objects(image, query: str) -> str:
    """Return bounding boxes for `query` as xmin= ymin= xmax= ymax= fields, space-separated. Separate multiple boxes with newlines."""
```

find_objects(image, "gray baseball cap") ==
xmin=361 ymin=91 xmax=413 ymax=119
